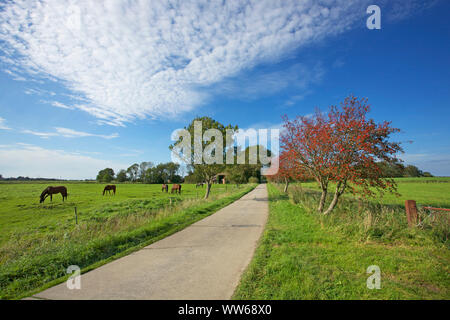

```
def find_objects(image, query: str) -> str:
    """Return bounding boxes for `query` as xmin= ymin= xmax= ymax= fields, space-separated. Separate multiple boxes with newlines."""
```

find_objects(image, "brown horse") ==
xmin=40 ymin=186 xmax=67 ymax=203
xmin=171 ymin=184 xmax=182 ymax=194
xmin=162 ymin=184 xmax=168 ymax=192
xmin=103 ymin=185 xmax=116 ymax=196
xmin=196 ymin=182 xmax=204 ymax=188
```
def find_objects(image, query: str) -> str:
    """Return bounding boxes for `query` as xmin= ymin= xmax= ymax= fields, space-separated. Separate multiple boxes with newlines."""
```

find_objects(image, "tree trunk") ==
xmin=323 ymin=189 xmax=340 ymax=215
xmin=204 ymin=182 xmax=212 ymax=199
xmin=323 ymin=181 xmax=346 ymax=215
xmin=283 ymin=178 xmax=289 ymax=193
xmin=318 ymin=188 xmax=327 ymax=212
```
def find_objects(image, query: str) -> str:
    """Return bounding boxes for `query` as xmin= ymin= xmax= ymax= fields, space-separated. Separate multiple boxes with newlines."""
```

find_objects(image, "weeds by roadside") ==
xmin=234 ymin=184 xmax=450 ymax=300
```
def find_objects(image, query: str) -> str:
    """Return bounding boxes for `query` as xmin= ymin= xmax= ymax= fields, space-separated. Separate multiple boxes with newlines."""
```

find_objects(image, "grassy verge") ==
xmin=0 ymin=184 xmax=256 ymax=299
xmin=300 ymin=177 xmax=450 ymax=208
xmin=233 ymin=184 xmax=449 ymax=299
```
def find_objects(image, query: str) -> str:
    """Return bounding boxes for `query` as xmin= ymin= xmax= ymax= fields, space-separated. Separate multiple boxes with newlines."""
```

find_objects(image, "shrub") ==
xmin=248 ymin=177 xmax=259 ymax=184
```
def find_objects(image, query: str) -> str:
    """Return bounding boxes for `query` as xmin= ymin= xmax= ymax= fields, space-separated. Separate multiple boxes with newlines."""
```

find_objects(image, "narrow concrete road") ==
xmin=32 ymin=184 xmax=268 ymax=300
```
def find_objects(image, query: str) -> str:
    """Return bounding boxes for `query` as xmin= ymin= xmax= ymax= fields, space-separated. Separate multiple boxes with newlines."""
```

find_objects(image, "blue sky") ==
xmin=0 ymin=0 xmax=449 ymax=179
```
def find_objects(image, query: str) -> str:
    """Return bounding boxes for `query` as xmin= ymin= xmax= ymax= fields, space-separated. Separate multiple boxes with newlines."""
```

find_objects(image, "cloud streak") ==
xmin=22 ymin=127 xmax=118 ymax=139
xmin=0 ymin=0 xmax=373 ymax=125
xmin=0 ymin=117 xmax=11 ymax=130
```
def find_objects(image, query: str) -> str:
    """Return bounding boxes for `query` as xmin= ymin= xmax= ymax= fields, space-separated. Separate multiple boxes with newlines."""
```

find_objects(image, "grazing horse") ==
xmin=171 ymin=184 xmax=182 ymax=194
xmin=40 ymin=186 xmax=67 ymax=203
xmin=196 ymin=182 xmax=204 ymax=188
xmin=103 ymin=185 xmax=116 ymax=196
xmin=162 ymin=184 xmax=169 ymax=192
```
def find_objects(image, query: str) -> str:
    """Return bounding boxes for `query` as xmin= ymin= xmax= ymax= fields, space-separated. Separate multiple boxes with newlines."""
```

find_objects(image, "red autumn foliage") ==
xmin=267 ymin=150 xmax=309 ymax=192
xmin=280 ymin=95 xmax=403 ymax=214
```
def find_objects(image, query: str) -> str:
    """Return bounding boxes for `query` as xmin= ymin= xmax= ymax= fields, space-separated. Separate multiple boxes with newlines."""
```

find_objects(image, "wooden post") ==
xmin=405 ymin=200 xmax=418 ymax=227
xmin=74 ymin=207 xmax=78 ymax=225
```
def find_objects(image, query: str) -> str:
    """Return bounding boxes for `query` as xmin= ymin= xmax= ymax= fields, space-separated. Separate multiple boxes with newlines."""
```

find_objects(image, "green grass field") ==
xmin=234 ymin=181 xmax=450 ymax=300
xmin=0 ymin=182 xmax=255 ymax=299
xmin=300 ymin=177 xmax=450 ymax=208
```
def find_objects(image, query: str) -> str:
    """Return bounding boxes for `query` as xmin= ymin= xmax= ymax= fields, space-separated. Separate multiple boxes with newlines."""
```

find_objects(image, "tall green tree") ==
xmin=404 ymin=165 xmax=423 ymax=177
xmin=225 ymin=145 xmax=270 ymax=185
xmin=170 ymin=116 xmax=238 ymax=199
xmin=126 ymin=163 xmax=139 ymax=182
xmin=139 ymin=161 xmax=153 ymax=181
xmin=116 ymin=169 xmax=128 ymax=182
xmin=96 ymin=168 xmax=115 ymax=183
xmin=142 ymin=162 xmax=182 ymax=184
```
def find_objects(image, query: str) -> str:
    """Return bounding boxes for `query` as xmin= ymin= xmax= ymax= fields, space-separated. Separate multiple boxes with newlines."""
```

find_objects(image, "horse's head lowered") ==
xmin=40 ymin=187 xmax=49 ymax=203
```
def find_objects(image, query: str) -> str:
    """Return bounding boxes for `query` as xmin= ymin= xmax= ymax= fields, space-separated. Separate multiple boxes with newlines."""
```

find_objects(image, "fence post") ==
xmin=74 ymin=207 xmax=78 ymax=225
xmin=405 ymin=200 xmax=417 ymax=227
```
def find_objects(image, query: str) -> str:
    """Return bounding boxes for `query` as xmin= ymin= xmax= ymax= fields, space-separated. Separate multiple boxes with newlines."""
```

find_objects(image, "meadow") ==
xmin=300 ymin=177 xmax=450 ymax=208
xmin=0 ymin=182 xmax=255 ymax=299
xmin=234 ymin=179 xmax=450 ymax=300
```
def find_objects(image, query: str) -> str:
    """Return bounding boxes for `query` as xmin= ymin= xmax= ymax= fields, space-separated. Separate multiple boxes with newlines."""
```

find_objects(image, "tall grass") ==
xmin=286 ymin=184 xmax=449 ymax=246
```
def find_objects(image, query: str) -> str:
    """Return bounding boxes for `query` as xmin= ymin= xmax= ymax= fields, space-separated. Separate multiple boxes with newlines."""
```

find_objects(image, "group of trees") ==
xmin=171 ymin=116 xmax=266 ymax=198
xmin=183 ymin=146 xmax=264 ymax=186
xmin=377 ymin=161 xmax=432 ymax=178
xmin=96 ymin=162 xmax=183 ymax=184
xmin=96 ymin=115 xmax=264 ymax=201
xmin=96 ymin=96 xmax=433 ymax=207
xmin=171 ymin=116 xmax=238 ymax=198
xmin=270 ymin=95 xmax=409 ymax=215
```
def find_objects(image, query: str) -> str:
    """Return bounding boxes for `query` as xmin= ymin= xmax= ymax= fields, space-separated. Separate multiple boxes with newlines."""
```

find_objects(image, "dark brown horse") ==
xmin=103 ymin=185 xmax=116 ymax=196
xmin=162 ymin=184 xmax=168 ymax=192
xmin=171 ymin=184 xmax=182 ymax=194
xmin=40 ymin=186 xmax=67 ymax=203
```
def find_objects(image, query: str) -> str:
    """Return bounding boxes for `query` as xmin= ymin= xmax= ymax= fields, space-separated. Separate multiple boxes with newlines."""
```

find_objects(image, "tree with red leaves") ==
xmin=281 ymin=95 xmax=403 ymax=214
xmin=267 ymin=150 xmax=307 ymax=193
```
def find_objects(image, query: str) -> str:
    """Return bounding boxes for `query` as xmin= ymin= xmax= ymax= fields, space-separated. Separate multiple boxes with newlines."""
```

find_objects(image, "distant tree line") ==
xmin=0 ymin=174 xmax=66 ymax=181
xmin=376 ymin=161 xmax=433 ymax=178
xmin=96 ymin=162 xmax=183 ymax=183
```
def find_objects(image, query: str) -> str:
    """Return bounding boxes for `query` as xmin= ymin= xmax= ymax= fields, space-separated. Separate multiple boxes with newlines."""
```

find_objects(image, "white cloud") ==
xmin=51 ymin=101 xmax=74 ymax=110
xmin=0 ymin=0 xmax=373 ymax=125
xmin=55 ymin=127 xmax=118 ymax=139
xmin=24 ymin=88 xmax=56 ymax=96
xmin=283 ymin=93 xmax=311 ymax=107
xmin=0 ymin=144 xmax=127 ymax=179
xmin=0 ymin=117 xmax=11 ymax=130
xmin=3 ymin=68 xmax=27 ymax=81
xmin=22 ymin=127 xmax=118 ymax=139
xmin=22 ymin=130 xmax=57 ymax=139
